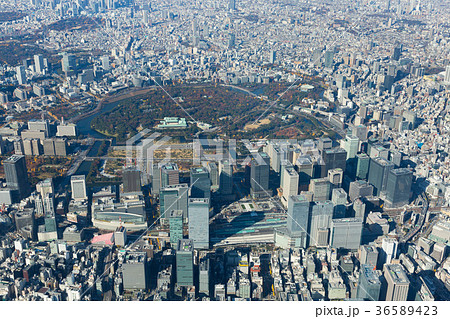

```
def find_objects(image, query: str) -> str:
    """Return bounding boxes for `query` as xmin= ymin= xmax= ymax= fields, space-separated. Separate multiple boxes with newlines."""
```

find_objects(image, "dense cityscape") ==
xmin=0 ymin=0 xmax=449 ymax=304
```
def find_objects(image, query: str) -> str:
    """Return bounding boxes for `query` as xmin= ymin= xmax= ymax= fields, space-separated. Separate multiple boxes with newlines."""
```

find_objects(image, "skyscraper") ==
xmin=330 ymin=218 xmax=363 ymax=250
xmin=151 ymin=164 xmax=161 ymax=195
xmin=322 ymin=148 xmax=347 ymax=173
xmin=296 ymin=156 xmax=314 ymax=190
xmin=71 ymin=175 xmax=87 ymax=201
xmin=331 ymin=188 xmax=347 ymax=218
xmin=16 ymin=66 xmax=26 ymax=85
xmin=160 ymin=163 xmax=180 ymax=188
xmin=34 ymin=54 xmax=44 ymax=74
xmin=4 ymin=155 xmax=30 ymax=201
xmin=328 ymin=168 xmax=343 ymax=187
xmin=122 ymin=167 xmax=141 ymax=194
xmin=309 ymin=201 xmax=333 ymax=247
xmin=122 ymin=252 xmax=148 ymax=290
xmin=228 ymin=33 xmax=235 ymax=49
xmin=309 ymin=177 xmax=331 ymax=201
xmin=341 ymin=135 xmax=359 ymax=160
xmin=381 ymin=237 xmax=398 ymax=265
xmin=384 ymin=168 xmax=413 ymax=208
xmin=176 ymin=239 xmax=194 ymax=287
xmin=269 ymin=50 xmax=276 ymax=64
xmin=228 ymin=0 xmax=236 ymax=10
xmin=62 ymin=53 xmax=76 ymax=74
xmin=324 ymin=50 xmax=334 ymax=68
xmin=445 ymin=65 xmax=450 ymax=83
xmin=169 ymin=210 xmax=183 ymax=247
xmin=190 ymin=167 xmax=211 ymax=199
xmin=207 ymin=162 xmax=219 ymax=189
xmin=249 ymin=153 xmax=270 ymax=198
xmin=383 ymin=264 xmax=410 ymax=301
xmin=160 ymin=184 xmax=189 ymax=220
xmin=287 ymin=195 xmax=310 ymax=248
xmin=219 ymin=159 xmax=233 ymax=195
xmin=349 ymin=180 xmax=374 ymax=202
xmin=356 ymin=153 xmax=370 ymax=180
xmin=199 ymin=258 xmax=210 ymax=296
xmin=367 ymin=157 xmax=394 ymax=196
xmin=188 ymin=198 xmax=210 ymax=249
xmin=353 ymin=198 xmax=367 ymax=221
xmin=282 ymin=167 xmax=299 ymax=204
xmin=359 ymin=245 xmax=379 ymax=268
xmin=280 ymin=160 xmax=294 ymax=189
xmin=357 ymin=264 xmax=382 ymax=301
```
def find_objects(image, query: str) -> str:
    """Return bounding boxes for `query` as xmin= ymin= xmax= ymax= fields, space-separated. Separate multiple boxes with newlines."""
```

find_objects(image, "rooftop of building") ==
xmin=384 ymin=264 xmax=410 ymax=284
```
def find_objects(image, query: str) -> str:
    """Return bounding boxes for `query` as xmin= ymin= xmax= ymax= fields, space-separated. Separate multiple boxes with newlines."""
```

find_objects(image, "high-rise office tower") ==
xmin=353 ymin=125 xmax=368 ymax=141
xmin=199 ymin=258 xmax=210 ymax=296
xmin=34 ymin=54 xmax=44 ymax=74
xmin=309 ymin=177 xmax=331 ymax=201
xmin=445 ymin=65 xmax=450 ymax=83
xmin=384 ymin=168 xmax=413 ymax=208
xmin=349 ymin=180 xmax=374 ymax=202
xmin=280 ymin=160 xmax=294 ymax=189
xmin=356 ymin=153 xmax=370 ymax=180
xmin=312 ymin=48 xmax=322 ymax=65
xmin=267 ymin=143 xmax=283 ymax=173
xmin=330 ymin=218 xmax=363 ymax=250
xmin=207 ymin=162 xmax=219 ymax=189
xmin=392 ymin=46 xmax=401 ymax=61
xmin=219 ymin=159 xmax=233 ymax=195
xmin=331 ymin=188 xmax=347 ymax=218
xmin=176 ymin=239 xmax=194 ymax=287
xmin=16 ymin=66 xmax=27 ymax=85
xmin=36 ymin=178 xmax=54 ymax=199
xmin=341 ymin=135 xmax=359 ymax=159
xmin=71 ymin=175 xmax=87 ymax=200
xmin=328 ymin=168 xmax=343 ymax=188
xmin=101 ymin=55 xmax=110 ymax=70
xmin=151 ymin=164 xmax=161 ymax=195
xmin=122 ymin=252 xmax=148 ymax=290
xmin=367 ymin=157 xmax=394 ymax=196
xmin=228 ymin=0 xmax=236 ymax=10
xmin=383 ymin=264 xmax=410 ymax=301
xmin=309 ymin=201 xmax=333 ymax=247
xmin=296 ymin=156 xmax=314 ymax=190
xmin=357 ymin=264 xmax=382 ymax=301
xmin=353 ymin=198 xmax=366 ymax=220
xmin=122 ymin=167 xmax=141 ymax=194
xmin=282 ymin=167 xmax=299 ymax=204
xmin=318 ymin=137 xmax=333 ymax=154
xmin=190 ymin=167 xmax=211 ymax=199
xmin=249 ymin=153 xmax=270 ymax=198
xmin=381 ymin=237 xmax=398 ymax=265
xmin=44 ymin=194 xmax=57 ymax=233
xmin=269 ymin=50 xmax=276 ymax=64
xmin=4 ymin=155 xmax=30 ymax=201
xmin=160 ymin=184 xmax=189 ymax=220
xmin=160 ymin=163 xmax=180 ymax=188
xmin=228 ymin=33 xmax=235 ymax=49
xmin=188 ymin=198 xmax=209 ymax=249
xmin=324 ymin=50 xmax=334 ymax=68
xmin=322 ymin=148 xmax=347 ymax=173
xmin=287 ymin=195 xmax=310 ymax=248
xmin=359 ymin=245 xmax=379 ymax=268
xmin=62 ymin=53 xmax=76 ymax=74
xmin=169 ymin=210 xmax=183 ymax=247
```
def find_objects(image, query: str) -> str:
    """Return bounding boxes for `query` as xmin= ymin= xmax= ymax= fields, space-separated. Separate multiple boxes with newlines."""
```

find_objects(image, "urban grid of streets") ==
xmin=0 ymin=0 xmax=448 ymax=303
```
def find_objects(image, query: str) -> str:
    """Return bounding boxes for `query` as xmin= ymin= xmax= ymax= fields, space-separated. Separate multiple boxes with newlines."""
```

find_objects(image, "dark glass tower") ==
xmin=384 ymin=168 xmax=413 ymax=208
xmin=4 ymin=155 xmax=30 ymax=201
